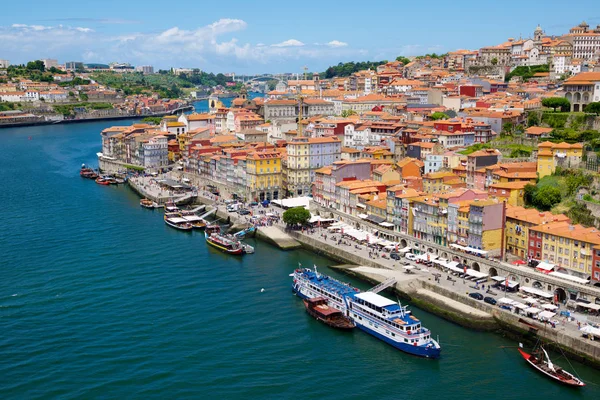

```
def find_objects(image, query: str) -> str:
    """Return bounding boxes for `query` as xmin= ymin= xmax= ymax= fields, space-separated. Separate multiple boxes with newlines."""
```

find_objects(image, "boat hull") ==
xmin=205 ymin=234 xmax=244 ymax=255
xmin=518 ymin=348 xmax=585 ymax=387
xmin=165 ymin=220 xmax=193 ymax=231
xmin=355 ymin=322 xmax=441 ymax=358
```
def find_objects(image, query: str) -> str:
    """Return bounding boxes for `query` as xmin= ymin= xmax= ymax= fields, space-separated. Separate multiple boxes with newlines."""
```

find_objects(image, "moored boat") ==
xmin=180 ymin=210 xmax=207 ymax=229
xmin=303 ymin=297 xmax=355 ymax=330
xmin=518 ymin=346 xmax=585 ymax=387
xmin=164 ymin=216 xmax=193 ymax=231
xmin=95 ymin=177 xmax=111 ymax=185
xmin=164 ymin=201 xmax=180 ymax=213
xmin=80 ymin=164 xmax=98 ymax=179
xmin=292 ymin=267 xmax=441 ymax=358
xmin=140 ymin=198 xmax=159 ymax=209
xmin=204 ymin=226 xmax=244 ymax=255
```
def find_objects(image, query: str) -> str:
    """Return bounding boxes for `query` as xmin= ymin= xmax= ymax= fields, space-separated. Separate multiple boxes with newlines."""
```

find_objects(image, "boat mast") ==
xmin=541 ymin=347 xmax=555 ymax=372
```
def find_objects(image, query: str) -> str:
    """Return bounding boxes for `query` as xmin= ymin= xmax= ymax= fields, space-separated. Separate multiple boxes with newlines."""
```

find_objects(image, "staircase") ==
xmin=368 ymin=277 xmax=397 ymax=294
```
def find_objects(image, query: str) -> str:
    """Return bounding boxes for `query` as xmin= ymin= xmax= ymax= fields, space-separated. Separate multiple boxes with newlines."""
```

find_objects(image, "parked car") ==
xmin=469 ymin=292 xmax=484 ymax=300
xmin=248 ymin=201 xmax=259 ymax=207
xmin=405 ymin=253 xmax=417 ymax=261
xmin=390 ymin=252 xmax=401 ymax=260
xmin=237 ymin=209 xmax=251 ymax=215
xmin=483 ymin=296 xmax=497 ymax=305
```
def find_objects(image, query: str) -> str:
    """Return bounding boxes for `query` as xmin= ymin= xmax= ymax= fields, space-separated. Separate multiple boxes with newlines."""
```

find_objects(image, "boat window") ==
xmin=404 ymin=339 xmax=409 ymax=343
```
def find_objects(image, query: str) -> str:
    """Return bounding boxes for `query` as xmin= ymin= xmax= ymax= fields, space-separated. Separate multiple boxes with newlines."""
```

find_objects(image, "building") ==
xmin=561 ymin=72 xmax=600 ymax=112
xmin=528 ymin=221 xmax=600 ymax=279
xmin=246 ymin=151 xmax=282 ymax=201
xmin=536 ymin=141 xmax=584 ymax=178
xmin=286 ymin=136 xmax=341 ymax=196
xmin=135 ymin=65 xmax=154 ymax=74
xmin=313 ymin=160 xmax=371 ymax=208
xmin=467 ymin=199 xmax=505 ymax=256
xmin=65 ymin=61 xmax=84 ymax=71
xmin=142 ymin=136 xmax=169 ymax=168
xmin=0 ymin=59 xmax=9 ymax=69
xmin=505 ymin=206 xmax=570 ymax=260
xmin=488 ymin=182 xmax=528 ymax=206
xmin=41 ymin=59 xmax=58 ymax=69
xmin=466 ymin=149 xmax=501 ymax=189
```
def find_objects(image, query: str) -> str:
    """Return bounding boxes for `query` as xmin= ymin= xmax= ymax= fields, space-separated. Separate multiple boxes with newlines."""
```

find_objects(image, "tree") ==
xmin=396 ymin=56 xmax=411 ymax=65
xmin=282 ymin=207 xmax=311 ymax=226
xmin=26 ymin=60 xmax=45 ymax=72
xmin=585 ymin=102 xmax=600 ymax=115
xmin=491 ymin=58 xmax=498 ymax=65
xmin=142 ymin=116 xmax=162 ymax=125
xmin=541 ymin=97 xmax=570 ymax=112
xmin=533 ymin=186 xmax=562 ymax=211
xmin=341 ymin=109 xmax=357 ymax=118
xmin=527 ymin=112 xmax=539 ymax=127
xmin=430 ymin=112 xmax=449 ymax=120
xmin=523 ymin=184 xmax=537 ymax=206
xmin=502 ymin=122 xmax=514 ymax=135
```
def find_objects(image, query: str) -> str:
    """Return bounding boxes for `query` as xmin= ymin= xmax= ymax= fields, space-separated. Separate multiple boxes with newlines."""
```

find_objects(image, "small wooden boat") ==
xmin=80 ymin=164 xmax=98 ymax=179
xmin=95 ymin=177 xmax=111 ymax=185
xmin=140 ymin=199 xmax=159 ymax=209
xmin=204 ymin=225 xmax=244 ymax=255
xmin=303 ymin=297 xmax=355 ymax=330
xmin=164 ymin=201 xmax=180 ymax=213
xmin=518 ymin=346 xmax=585 ymax=387
xmin=179 ymin=211 xmax=207 ymax=230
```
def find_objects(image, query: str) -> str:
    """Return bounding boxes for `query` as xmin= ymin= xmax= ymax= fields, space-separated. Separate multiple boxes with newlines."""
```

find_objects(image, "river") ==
xmin=0 ymin=115 xmax=598 ymax=399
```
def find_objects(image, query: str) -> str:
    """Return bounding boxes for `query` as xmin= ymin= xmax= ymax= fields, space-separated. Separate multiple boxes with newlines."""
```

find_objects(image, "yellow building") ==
xmin=422 ymin=171 xmax=457 ymax=194
xmin=504 ymin=205 xmax=570 ymax=260
xmin=488 ymin=182 xmax=528 ymax=207
xmin=536 ymin=141 xmax=584 ymax=178
xmin=246 ymin=151 xmax=282 ymax=201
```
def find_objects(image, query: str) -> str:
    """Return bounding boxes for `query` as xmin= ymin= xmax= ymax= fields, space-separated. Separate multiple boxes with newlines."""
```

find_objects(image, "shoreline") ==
xmin=123 ymin=176 xmax=600 ymax=369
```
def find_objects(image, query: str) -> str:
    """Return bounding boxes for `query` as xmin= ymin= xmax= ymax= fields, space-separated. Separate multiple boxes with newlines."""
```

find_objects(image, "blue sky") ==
xmin=1 ymin=0 xmax=599 ymax=74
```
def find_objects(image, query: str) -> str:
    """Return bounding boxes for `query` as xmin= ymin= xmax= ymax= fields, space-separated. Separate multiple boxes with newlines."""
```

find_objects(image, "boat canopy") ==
xmin=549 ymin=271 xmax=589 ymax=285
xmin=354 ymin=291 xmax=396 ymax=308
xmin=521 ymin=286 xmax=554 ymax=299
xmin=182 ymin=216 xmax=204 ymax=222
xmin=167 ymin=217 xmax=188 ymax=224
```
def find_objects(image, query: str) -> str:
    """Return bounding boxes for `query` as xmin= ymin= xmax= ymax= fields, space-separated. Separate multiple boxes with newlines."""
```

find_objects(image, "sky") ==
xmin=1 ymin=0 xmax=599 ymax=74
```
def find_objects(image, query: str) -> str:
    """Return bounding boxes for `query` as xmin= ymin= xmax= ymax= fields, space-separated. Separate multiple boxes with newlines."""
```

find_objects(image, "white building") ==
xmin=42 ymin=59 xmax=58 ymax=69
xmin=424 ymin=154 xmax=444 ymax=174
xmin=0 ymin=59 xmax=9 ymax=69
xmin=142 ymin=136 xmax=168 ymax=168
xmin=135 ymin=65 xmax=154 ymax=74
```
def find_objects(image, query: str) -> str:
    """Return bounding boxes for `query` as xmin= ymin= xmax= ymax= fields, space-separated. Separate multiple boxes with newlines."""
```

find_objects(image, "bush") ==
xmin=283 ymin=207 xmax=311 ymax=226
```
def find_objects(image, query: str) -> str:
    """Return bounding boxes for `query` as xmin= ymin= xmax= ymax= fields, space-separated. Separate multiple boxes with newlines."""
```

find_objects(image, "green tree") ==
xmin=26 ymin=60 xmax=45 ymax=72
xmin=527 ymin=112 xmax=539 ymax=127
xmin=567 ymin=203 xmax=596 ymax=226
xmin=523 ymin=184 xmax=537 ymax=206
xmin=282 ymin=207 xmax=311 ymax=226
xmin=491 ymin=57 xmax=498 ymax=65
xmin=396 ymin=56 xmax=411 ymax=65
xmin=502 ymin=122 xmax=514 ymax=135
xmin=541 ymin=97 xmax=570 ymax=112
xmin=79 ymin=93 xmax=88 ymax=101
xmin=533 ymin=186 xmax=562 ymax=211
xmin=430 ymin=112 xmax=449 ymax=120
xmin=585 ymin=102 xmax=600 ymax=115
xmin=341 ymin=109 xmax=357 ymax=117
xmin=142 ymin=116 xmax=163 ymax=125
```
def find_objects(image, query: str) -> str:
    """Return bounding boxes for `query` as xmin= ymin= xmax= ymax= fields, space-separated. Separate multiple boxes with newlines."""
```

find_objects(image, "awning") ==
xmin=379 ymin=222 xmax=394 ymax=228
xmin=538 ymin=310 xmax=556 ymax=320
xmin=356 ymin=203 xmax=366 ymax=209
xmin=549 ymin=271 xmax=589 ymax=285
xmin=498 ymin=297 xmax=514 ymax=305
xmin=525 ymin=307 xmax=542 ymax=315
xmin=358 ymin=213 xmax=368 ymax=219
xmin=465 ymin=247 xmax=488 ymax=255
xmin=491 ymin=276 xmax=506 ymax=282
xmin=541 ymin=304 xmax=558 ymax=311
xmin=450 ymin=243 xmax=466 ymax=250
xmin=581 ymin=325 xmax=600 ymax=336
xmin=521 ymin=286 xmax=553 ymax=299
xmin=577 ymin=302 xmax=600 ymax=311
xmin=513 ymin=302 xmax=528 ymax=309
xmin=366 ymin=215 xmax=386 ymax=224
xmin=499 ymin=280 xmax=520 ymax=289
xmin=536 ymin=261 xmax=555 ymax=272
xmin=466 ymin=269 xmax=488 ymax=279
xmin=398 ymin=246 xmax=412 ymax=254
xmin=522 ymin=296 xmax=539 ymax=304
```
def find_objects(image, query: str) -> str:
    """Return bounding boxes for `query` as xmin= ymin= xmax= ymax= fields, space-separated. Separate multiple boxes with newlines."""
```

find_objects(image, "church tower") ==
xmin=534 ymin=25 xmax=544 ymax=44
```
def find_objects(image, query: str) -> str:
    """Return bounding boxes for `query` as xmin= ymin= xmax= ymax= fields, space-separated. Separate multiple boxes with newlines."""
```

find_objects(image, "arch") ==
xmin=355 ymin=222 xmax=361 ymax=229
xmin=574 ymin=92 xmax=582 ymax=102
xmin=427 ymin=247 xmax=434 ymax=254
xmin=488 ymin=267 xmax=498 ymax=277
xmin=555 ymin=288 xmax=567 ymax=303
xmin=565 ymin=92 xmax=573 ymax=101
xmin=442 ymin=252 xmax=449 ymax=260
xmin=472 ymin=262 xmax=480 ymax=271
xmin=453 ymin=255 xmax=461 ymax=262
xmin=400 ymin=239 xmax=408 ymax=248
xmin=532 ymin=281 xmax=542 ymax=289
xmin=463 ymin=258 xmax=468 ymax=265
xmin=583 ymin=92 xmax=590 ymax=103
xmin=509 ymin=274 xmax=519 ymax=282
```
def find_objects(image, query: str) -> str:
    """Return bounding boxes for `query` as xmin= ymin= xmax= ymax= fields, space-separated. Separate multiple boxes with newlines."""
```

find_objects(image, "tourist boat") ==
xmin=180 ymin=211 xmax=207 ymax=230
xmin=242 ymin=243 xmax=255 ymax=254
xmin=140 ymin=199 xmax=159 ymax=209
xmin=164 ymin=216 xmax=193 ymax=231
xmin=291 ymin=267 xmax=441 ymax=358
xmin=204 ymin=226 xmax=244 ymax=255
xmin=164 ymin=201 xmax=180 ymax=213
xmin=80 ymin=164 xmax=98 ymax=179
xmin=303 ymin=296 xmax=355 ymax=330
xmin=518 ymin=345 xmax=585 ymax=387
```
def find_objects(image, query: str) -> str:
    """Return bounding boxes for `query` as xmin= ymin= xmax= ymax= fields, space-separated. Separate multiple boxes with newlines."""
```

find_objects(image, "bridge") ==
xmin=312 ymin=203 xmax=600 ymax=304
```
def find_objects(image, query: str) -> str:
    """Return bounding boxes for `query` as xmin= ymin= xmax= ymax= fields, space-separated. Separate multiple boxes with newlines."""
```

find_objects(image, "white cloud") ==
xmin=0 ymin=19 xmax=365 ymax=72
xmin=272 ymin=39 xmax=304 ymax=47
xmin=327 ymin=40 xmax=348 ymax=48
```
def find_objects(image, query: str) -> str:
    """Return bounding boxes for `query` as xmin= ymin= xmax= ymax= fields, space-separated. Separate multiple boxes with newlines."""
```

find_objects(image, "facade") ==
xmin=286 ymin=136 xmax=341 ymax=196
xmin=0 ymin=59 xmax=9 ymax=69
xmin=536 ymin=141 xmax=583 ymax=178
xmin=142 ymin=136 xmax=168 ymax=168
xmin=561 ymin=72 xmax=600 ymax=112
xmin=246 ymin=151 xmax=282 ymax=201
xmin=467 ymin=200 xmax=505 ymax=256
